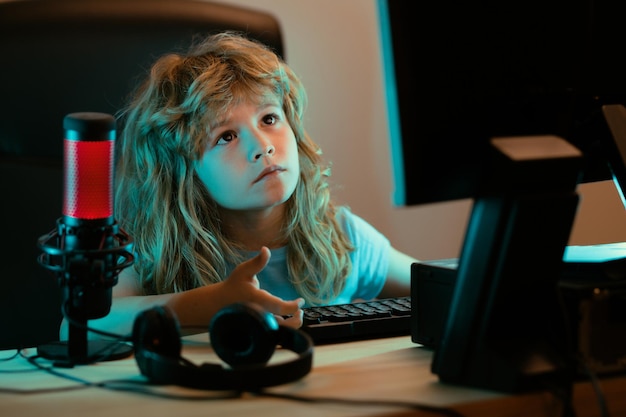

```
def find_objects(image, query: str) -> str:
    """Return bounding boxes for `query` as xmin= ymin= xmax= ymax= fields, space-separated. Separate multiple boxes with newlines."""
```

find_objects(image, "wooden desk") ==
xmin=0 ymin=335 xmax=624 ymax=417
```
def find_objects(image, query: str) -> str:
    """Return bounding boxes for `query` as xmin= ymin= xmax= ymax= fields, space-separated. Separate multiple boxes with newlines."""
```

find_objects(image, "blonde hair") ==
xmin=115 ymin=31 xmax=353 ymax=305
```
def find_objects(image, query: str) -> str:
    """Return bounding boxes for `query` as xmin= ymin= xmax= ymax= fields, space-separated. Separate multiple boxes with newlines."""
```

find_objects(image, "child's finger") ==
xmin=229 ymin=246 xmax=271 ymax=282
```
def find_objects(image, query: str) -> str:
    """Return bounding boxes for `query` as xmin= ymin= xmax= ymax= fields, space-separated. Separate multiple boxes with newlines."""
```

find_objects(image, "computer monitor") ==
xmin=377 ymin=0 xmax=626 ymax=392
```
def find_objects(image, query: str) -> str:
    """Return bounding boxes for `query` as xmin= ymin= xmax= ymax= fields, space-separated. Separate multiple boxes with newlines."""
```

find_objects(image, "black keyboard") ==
xmin=300 ymin=296 xmax=412 ymax=344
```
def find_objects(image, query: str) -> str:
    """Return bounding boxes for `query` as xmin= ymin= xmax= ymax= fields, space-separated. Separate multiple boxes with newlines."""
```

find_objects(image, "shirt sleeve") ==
xmin=338 ymin=207 xmax=391 ymax=301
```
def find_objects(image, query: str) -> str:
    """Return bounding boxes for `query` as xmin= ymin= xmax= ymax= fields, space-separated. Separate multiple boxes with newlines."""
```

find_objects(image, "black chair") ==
xmin=0 ymin=0 xmax=284 ymax=349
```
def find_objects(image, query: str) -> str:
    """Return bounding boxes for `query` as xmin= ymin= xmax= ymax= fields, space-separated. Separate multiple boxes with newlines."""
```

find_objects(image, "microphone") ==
xmin=37 ymin=112 xmax=134 ymax=364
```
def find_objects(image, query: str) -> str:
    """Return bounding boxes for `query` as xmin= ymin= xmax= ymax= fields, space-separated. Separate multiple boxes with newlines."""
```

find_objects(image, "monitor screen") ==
xmin=377 ymin=0 xmax=626 ymax=392
xmin=378 ymin=0 xmax=626 ymax=207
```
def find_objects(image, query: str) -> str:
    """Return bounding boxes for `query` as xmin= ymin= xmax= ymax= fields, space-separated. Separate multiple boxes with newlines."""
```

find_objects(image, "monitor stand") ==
xmin=432 ymin=135 xmax=583 ymax=393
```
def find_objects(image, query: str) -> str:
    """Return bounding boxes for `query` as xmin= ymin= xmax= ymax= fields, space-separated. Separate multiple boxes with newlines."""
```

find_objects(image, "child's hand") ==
xmin=223 ymin=246 xmax=304 ymax=328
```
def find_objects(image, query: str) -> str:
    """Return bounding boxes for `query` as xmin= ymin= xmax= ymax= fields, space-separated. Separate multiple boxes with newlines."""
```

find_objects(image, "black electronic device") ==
xmin=132 ymin=303 xmax=313 ymax=390
xmin=300 ymin=297 xmax=412 ymax=344
xmin=412 ymin=249 xmax=626 ymax=375
xmin=410 ymin=260 xmax=457 ymax=349
xmin=377 ymin=0 xmax=626 ymax=393
xmin=37 ymin=113 xmax=134 ymax=364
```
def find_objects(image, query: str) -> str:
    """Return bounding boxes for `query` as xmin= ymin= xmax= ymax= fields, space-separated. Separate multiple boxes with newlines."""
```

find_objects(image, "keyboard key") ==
xmin=300 ymin=296 xmax=411 ymax=344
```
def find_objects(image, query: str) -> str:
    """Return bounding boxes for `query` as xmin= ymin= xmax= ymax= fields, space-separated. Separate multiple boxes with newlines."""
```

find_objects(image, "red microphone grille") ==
xmin=62 ymin=112 xmax=116 ymax=222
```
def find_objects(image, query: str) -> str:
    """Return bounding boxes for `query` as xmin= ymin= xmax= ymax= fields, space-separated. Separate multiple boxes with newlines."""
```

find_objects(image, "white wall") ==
xmin=218 ymin=0 xmax=626 ymax=260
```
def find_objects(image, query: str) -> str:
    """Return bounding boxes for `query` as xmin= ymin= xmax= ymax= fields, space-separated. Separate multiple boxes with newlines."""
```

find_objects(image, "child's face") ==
xmin=195 ymin=95 xmax=300 ymax=212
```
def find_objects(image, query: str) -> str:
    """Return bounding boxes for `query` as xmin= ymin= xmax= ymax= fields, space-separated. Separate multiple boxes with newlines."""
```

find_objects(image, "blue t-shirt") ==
xmin=236 ymin=207 xmax=390 ymax=307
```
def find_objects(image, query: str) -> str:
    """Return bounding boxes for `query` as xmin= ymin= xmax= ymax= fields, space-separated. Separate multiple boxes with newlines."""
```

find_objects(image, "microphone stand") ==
xmin=37 ymin=220 xmax=134 ymax=365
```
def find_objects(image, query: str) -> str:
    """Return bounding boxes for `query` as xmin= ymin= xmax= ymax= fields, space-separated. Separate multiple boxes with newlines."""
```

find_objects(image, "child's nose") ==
xmin=245 ymin=129 xmax=275 ymax=161
xmin=254 ymin=144 xmax=275 ymax=160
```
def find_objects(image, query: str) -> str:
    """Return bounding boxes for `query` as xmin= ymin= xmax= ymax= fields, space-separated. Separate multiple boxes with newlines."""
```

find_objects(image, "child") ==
xmin=69 ymin=31 xmax=417 ymax=339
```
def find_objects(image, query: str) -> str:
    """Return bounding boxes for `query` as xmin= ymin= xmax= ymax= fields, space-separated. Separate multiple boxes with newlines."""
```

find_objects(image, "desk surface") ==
xmin=1 ymin=335 xmax=624 ymax=417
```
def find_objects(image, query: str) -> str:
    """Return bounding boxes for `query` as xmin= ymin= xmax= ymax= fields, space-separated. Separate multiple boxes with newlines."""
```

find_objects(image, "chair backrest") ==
xmin=0 ymin=0 xmax=283 ymax=349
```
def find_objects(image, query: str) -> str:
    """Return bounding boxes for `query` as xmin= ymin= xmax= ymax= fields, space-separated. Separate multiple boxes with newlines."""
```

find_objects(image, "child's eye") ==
xmin=216 ymin=131 xmax=236 ymax=145
xmin=262 ymin=113 xmax=279 ymax=125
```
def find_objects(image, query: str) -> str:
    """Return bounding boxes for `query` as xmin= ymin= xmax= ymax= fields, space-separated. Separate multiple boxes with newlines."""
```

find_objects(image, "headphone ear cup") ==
xmin=209 ymin=303 xmax=280 ymax=367
xmin=132 ymin=305 xmax=182 ymax=358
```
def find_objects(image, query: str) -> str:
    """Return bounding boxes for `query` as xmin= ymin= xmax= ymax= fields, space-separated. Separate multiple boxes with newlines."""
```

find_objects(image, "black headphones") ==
xmin=132 ymin=302 xmax=313 ymax=390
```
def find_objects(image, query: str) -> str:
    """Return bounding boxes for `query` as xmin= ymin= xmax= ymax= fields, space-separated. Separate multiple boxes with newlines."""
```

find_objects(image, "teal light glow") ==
xmin=377 ymin=0 xmax=406 ymax=207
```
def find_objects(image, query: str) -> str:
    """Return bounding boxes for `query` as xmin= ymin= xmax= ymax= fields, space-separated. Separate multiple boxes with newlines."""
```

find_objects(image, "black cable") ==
xmin=12 ymin=351 xmax=241 ymax=400
xmin=43 ymin=301 xmax=135 ymax=367
xmin=61 ymin=301 xmax=132 ymax=342
xmin=253 ymin=390 xmax=467 ymax=417
xmin=556 ymin=283 xmax=610 ymax=417
xmin=0 ymin=350 xmax=21 ymax=362
xmin=548 ymin=379 xmax=577 ymax=417
xmin=0 ymin=349 xmax=43 ymax=375
xmin=4 ymin=350 xmax=466 ymax=416
xmin=578 ymin=355 xmax=610 ymax=417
